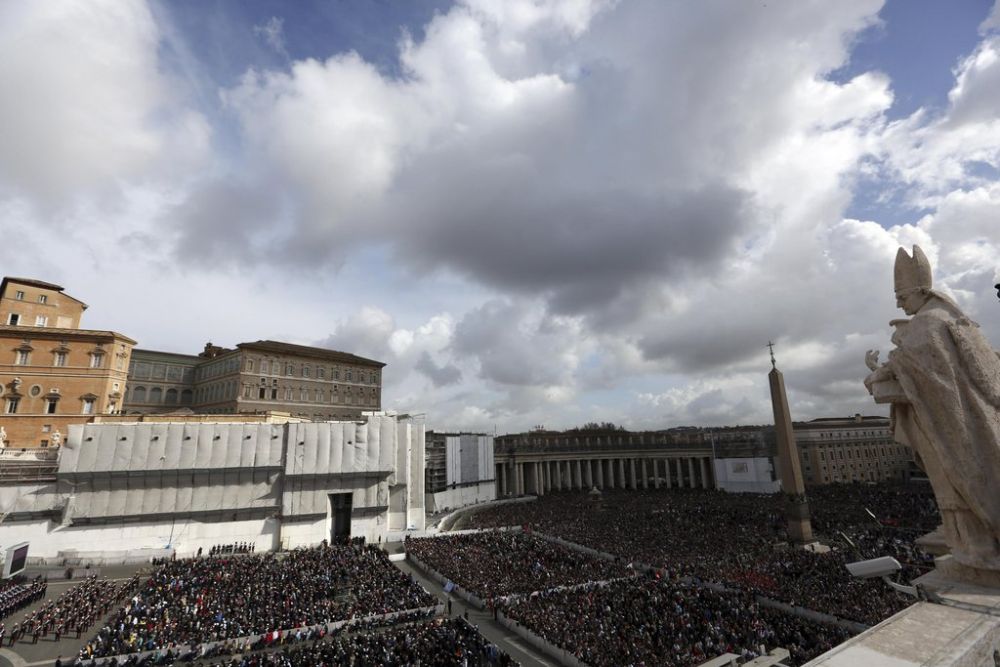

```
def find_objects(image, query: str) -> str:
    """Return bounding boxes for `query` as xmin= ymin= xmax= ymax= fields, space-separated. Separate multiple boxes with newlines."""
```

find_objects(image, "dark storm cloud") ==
xmin=386 ymin=170 xmax=753 ymax=315
xmin=170 ymin=180 xmax=283 ymax=264
xmin=170 ymin=140 xmax=753 ymax=323
xmin=414 ymin=350 xmax=462 ymax=386
xmin=451 ymin=299 xmax=581 ymax=387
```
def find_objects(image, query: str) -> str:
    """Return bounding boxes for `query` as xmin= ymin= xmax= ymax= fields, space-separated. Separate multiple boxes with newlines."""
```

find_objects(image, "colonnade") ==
xmin=495 ymin=455 xmax=714 ymax=497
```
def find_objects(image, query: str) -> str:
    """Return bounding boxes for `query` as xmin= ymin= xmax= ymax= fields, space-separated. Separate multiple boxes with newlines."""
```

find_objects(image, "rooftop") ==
xmin=1 ymin=276 xmax=89 ymax=307
xmin=238 ymin=339 xmax=386 ymax=368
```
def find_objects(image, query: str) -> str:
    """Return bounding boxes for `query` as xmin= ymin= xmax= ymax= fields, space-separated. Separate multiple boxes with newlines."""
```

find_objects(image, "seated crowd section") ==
xmin=74 ymin=618 xmax=515 ymax=667
xmin=405 ymin=531 xmax=630 ymax=599
xmin=401 ymin=483 xmax=936 ymax=666
xmin=503 ymin=575 xmax=852 ymax=667
xmin=84 ymin=544 xmax=438 ymax=658
xmin=192 ymin=618 xmax=514 ymax=667
xmin=461 ymin=484 xmax=937 ymax=626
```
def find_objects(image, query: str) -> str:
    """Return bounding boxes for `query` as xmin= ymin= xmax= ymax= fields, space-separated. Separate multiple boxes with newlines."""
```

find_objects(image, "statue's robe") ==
xmin=888 ymin=295 xmax=1000 ymax=567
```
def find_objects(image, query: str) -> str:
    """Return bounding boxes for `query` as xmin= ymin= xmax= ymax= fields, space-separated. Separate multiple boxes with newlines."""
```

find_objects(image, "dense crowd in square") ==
xmin=463 ymin=484 xmax=938 ymax=625
xmin=405 ymin=531 xmax=630 ymax=599
xmin=65 ymin=618 xmax=515 ymax=667
xmin=84 ymin=544 xmax=436 ymax=658
xmin=192 ymin=618 xmax=516 ymax=667
xmin=501 ymin=574 xmax=851 ymax=666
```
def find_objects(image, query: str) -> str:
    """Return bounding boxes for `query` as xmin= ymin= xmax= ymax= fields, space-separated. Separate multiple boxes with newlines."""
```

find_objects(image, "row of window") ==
xmin=816 ymin=429 xmax=887 ymax=438
xmin=6 ymin=313 xmax=51 ymax=326
xmin=129 ymin=386 xmax=194 ymax=405
xmin=10 ymin=350 xmax=104 ymax=367
xmin=5 ymin=396 xmax=98 ymax=415
xmin=241 ymin=383 xmax=378 ymax=406
xmin=244 ymin=358 xmax=378 ymax=384
xmin=11 ymin=291 xmax=48 ymax=304
xmin=129 ymin=362 xmax=194 ymax=382
xmin=195 ymin=357 xmax=241 ymax=381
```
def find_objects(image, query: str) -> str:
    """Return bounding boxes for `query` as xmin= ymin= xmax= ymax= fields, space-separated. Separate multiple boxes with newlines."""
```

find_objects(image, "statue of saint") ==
xmin=865 ymin=245 xmax=1000 ymax=571
xmin=51 ymin=430 xmax=62 ymax=447
xmin=0 ymin=425 xmax=6 ymax=448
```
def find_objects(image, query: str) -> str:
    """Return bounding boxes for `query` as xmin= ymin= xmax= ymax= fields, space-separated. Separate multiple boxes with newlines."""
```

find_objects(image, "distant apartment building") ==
xmin=795 ymin=416 xmax=914 ymax=485
xmin=124 ymin=340 xmax=384 ymax=421
xmin=0 ymin=277 xmax=135 ymax=448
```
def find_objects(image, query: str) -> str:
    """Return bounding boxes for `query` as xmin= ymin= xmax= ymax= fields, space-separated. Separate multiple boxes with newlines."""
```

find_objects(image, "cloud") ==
xmin=8 ymin=0 xmax=1000 ymax=434
xmin=254 ymin=17 xmax=288 ymax=58
xmin=0 ymin=0 xmax=209 ymax=206
xmin=414 ymin=351 xmax=463 ymax=386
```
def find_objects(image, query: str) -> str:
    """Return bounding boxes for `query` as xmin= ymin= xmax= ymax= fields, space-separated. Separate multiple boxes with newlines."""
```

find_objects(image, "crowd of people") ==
xmin=66 ymin=618 xmax=516 ymax=666
xmin=0 ymin=576 xmax=46 ymax=621
xmin=406 ymin=531 xmax=629 ymax=599
xmin=7 ymin=575 xmax=140 ymax=646
xmin=208 ymin=543 xmax=255 ymax=557
xmin=464 ymin=484 xmax=939 ymax=626
xmin=85 ymin=543 xmax=437 ymax=658
xmin=501 ymin=573 xmax=850 ymax=666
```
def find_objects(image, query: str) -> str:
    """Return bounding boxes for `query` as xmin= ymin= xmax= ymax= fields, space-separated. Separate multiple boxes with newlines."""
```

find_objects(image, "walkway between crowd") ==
xmin=390 ymin=553 xmax=556 ymax=666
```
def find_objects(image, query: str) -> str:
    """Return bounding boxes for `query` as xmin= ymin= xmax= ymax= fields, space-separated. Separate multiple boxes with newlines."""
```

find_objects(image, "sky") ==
xmin=2 ymin=0 xmax=1000 ymax=434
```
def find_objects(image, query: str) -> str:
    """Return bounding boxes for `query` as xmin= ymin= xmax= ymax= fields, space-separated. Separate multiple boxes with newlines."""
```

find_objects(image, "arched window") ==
xmin=165 ymin=388 xmax=178 ymax=404
xmin=150 ymin=387 xmax=162 ymax=404
xmin=133 ymin=386 xmax=147 ymax=403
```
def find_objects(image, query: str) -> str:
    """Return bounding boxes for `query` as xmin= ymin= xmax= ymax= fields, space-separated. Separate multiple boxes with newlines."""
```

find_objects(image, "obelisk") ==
xmin=767 ymin=342 xmax=814 ymax=545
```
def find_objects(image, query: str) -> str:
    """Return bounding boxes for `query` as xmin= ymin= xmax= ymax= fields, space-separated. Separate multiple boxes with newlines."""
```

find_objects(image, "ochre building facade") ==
xmin=0 ymin=277 xmax=135 ymax=448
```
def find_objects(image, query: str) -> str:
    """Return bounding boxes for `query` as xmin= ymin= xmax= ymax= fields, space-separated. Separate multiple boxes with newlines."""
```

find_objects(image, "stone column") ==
xmin=687 ymin=458 xmax=695 ymax=488
xmin=664 ymin=459 xmax=672 ymax=489
xmin=640 ymin=459 xmax=649 ymax=489
xmin=652 ymin=459 xmax=661 ymax=489
xmin=615 ymin=459 xmax=625 ymax=488
xmin=536 ymin=463 xmax=545 ymax=496
xmin=701 ymin=457 xmax=711 ymax=489
xmin=675 ymin=458 xmax=684 ymax=488
xmin=595 ymin=459 xmax=604 ymax=488
xmin=629 ymin=459 xmax=638 ymax=489
xmin=517 ymin=463 xmax=525 ymax=496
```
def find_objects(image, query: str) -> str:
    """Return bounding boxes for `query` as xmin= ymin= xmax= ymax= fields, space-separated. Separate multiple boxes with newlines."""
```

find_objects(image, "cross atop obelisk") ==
xmin=767 ymin=341 xmax=814 ymax=545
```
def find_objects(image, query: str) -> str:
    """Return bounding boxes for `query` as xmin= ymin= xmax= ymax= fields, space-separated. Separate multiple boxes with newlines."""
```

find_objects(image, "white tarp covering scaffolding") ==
xmin=445 ymin=434 xmax=495 ymax=486
xmin=0 ymin=413 xmax=426 ymax=556
xmin=31 ymin=415 xmax=425 ymax=526
xmin=59 ymin=423 xmax=284 ymax=473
